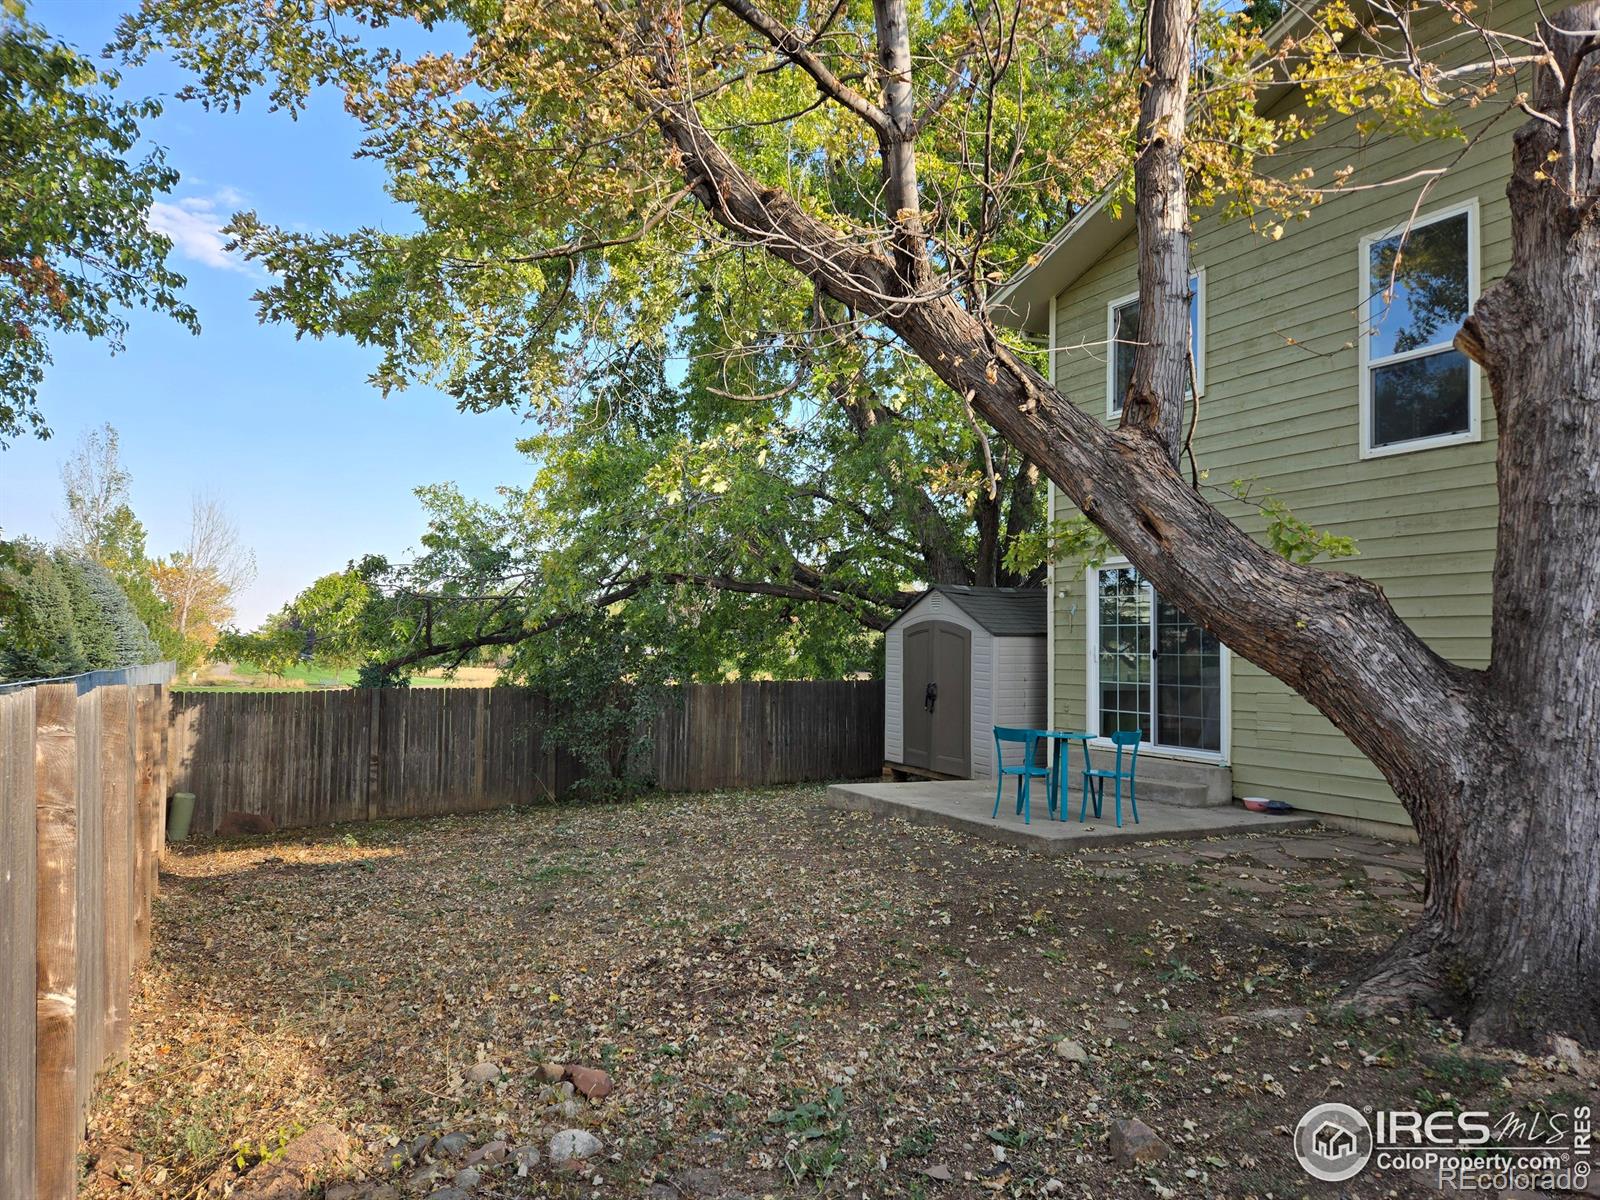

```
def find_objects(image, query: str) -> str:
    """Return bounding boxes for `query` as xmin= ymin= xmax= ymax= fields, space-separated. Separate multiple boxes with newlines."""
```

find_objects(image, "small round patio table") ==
xmin=1031 ymin=729 xmax=1093 ymax=820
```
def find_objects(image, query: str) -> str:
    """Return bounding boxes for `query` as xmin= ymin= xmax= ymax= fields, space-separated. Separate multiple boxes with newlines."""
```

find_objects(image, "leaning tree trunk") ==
xmin=1356 ymin=4 xmax=1600 ymax=1045
xmin=645 ymin=0 xmax=1600 ymax=1045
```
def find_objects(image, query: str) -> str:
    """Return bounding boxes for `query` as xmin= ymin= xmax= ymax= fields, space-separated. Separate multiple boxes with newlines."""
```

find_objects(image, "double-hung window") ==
xmin=1358 ymin=203 xmax=1479 ymax=456
xmin=1106 ymin=270 xmax=1204 ymax=417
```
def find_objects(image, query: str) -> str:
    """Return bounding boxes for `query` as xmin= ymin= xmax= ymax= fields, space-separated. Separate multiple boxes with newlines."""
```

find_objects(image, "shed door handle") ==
xmin=924 ymin=682 xmax=938 ymax=712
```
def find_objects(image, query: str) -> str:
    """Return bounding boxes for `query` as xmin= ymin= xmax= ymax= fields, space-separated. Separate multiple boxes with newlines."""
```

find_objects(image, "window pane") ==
xmin=1372 ymin=350 xmax=1471 ymax=447
xmin=1112 ymin=301 xmax=1139 ymax=413
xmin=1367 ymin=212 xmax=1469 ymax=359
xmin=1190 ymin=287 xmax=1201 ymax=378
xmin=1153 ymin=595 xmax=1221 ymax=752
xmin=1111 ymin=279 xmax=1201 ymax=412
xmin=1096 ymin=566 xmax=1150 ymax=739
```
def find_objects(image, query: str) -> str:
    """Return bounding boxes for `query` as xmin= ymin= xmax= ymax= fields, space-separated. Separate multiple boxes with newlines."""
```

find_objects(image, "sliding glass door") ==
xmin=1094 ymin=566 xmax=1223 ymax=754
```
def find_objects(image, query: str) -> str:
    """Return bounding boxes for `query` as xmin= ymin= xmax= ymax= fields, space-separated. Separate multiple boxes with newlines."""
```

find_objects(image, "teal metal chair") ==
xmin=993 ymin=727 xmax=1050 ymax=824
xmin=1080 ymin=729 xmax=1142 ymax=827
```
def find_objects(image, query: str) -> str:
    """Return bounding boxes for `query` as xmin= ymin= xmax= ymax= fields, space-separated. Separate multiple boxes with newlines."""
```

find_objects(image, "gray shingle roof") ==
xmin=890 ymin=585 xmax=1046 ymax=637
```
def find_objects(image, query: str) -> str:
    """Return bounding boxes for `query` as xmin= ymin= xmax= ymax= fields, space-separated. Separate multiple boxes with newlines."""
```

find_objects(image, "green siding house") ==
xmin=992 ymin=1 xmax=1533 ymax=832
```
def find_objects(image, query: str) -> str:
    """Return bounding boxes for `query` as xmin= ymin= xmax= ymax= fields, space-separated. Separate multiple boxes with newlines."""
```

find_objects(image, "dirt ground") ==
xmin=83 ymin=787 xmax=1595 ymax=1199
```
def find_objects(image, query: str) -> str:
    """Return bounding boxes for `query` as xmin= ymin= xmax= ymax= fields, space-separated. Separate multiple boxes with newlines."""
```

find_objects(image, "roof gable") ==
xmin=889 ymin=585 xmax=1046 ymax=637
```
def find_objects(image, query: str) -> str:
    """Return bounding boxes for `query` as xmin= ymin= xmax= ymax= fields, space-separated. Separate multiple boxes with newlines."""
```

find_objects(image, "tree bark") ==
xmin=1351 ymin=2 xmax=1600 ymax=1045
xmin=650 ymin=0 xmax=1600 ymax=1043
xmin=973 ymin=486 xmax=1001 ymax=587
xmin=1122 ymin=0 xmax=1194 ymax=460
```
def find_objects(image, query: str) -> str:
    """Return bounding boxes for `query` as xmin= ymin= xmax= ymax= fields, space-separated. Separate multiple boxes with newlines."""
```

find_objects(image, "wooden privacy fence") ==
xmin=653 ymin=679 xmax=884 ymax=791
xmin=169 ymin=679 xmax=885 ymax=835
xmin=0 ymin=672 xmax=874 ymax=1197
xmin=0 ymin=663 xmax=173 ymax=1200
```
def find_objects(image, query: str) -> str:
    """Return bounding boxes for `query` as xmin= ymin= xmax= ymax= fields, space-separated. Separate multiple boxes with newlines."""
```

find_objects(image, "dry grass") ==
xmin=84 ymin=788 xmax=1591 ymax=1199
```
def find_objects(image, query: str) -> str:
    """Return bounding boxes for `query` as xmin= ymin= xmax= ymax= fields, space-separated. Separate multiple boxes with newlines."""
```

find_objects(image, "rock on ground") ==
xmin=229 ymin=1123 xmax=349 ymax=1199
xmin=548 ymin=1129 xmax=603 ymax=1164
xmin=464 ymin=1061 xmax=502 ymax=1084
xmin=93 ymin=1146 xmax=144 ymax=1183
xmin=513 ymin=1145 xmax=542 ymax=1176
xmin=1054 ymin=1038 xmax=1089 ymax=1064
xmin=564 ymin=1064 xmax=614 ymax=1100
xmin=1553 ymin=1036 xmax=1592 ymax=1077
xmin=463 ymin=1139 xmax=508 ymax=1167
xmin=326 ymin=1186 xmax=398 ymax=1200
xmin=1108 ymin=1117 xmax=1172 ymax=1166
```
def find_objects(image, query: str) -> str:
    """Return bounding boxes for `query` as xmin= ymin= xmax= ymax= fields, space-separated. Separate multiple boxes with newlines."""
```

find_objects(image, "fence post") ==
xmin=152 ymin=684 xmax=168 ymax=891
xmin=33 ymin=684 xmax=77 ymax=1200
xmin=2 ymin=691 xmax=39 ymax=1200
xmin=99 ymin=687 xmax=134 ymax=1064
xmin=131 ymin=687 xmax=161 ymax=967
xmin=366 ymin=689 xmax=381 ymax=822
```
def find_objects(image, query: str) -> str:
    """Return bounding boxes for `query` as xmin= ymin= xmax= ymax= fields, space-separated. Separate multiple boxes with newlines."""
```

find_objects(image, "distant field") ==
xmin=179 ymin=662 xmax=503 ymax=692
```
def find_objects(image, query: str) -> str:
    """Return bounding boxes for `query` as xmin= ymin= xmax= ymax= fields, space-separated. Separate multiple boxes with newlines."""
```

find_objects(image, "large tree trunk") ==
xmin=651 ymin=0 xmax=1600 ymax=1044
xmin=1354 ymin=3 xmax=1600 ymax=1045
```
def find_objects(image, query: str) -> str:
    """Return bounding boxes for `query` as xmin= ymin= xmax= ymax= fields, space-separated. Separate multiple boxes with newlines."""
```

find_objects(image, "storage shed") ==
xmin=883 ymin=586 xmax=1047 ymax=779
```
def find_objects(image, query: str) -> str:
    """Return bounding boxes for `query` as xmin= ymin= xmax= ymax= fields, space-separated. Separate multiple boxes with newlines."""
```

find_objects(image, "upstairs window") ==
xmin=1359 ymin=204 xmax=1479 ymax=456
xmin=1107 ymin=271 xmax=1204 ymax=417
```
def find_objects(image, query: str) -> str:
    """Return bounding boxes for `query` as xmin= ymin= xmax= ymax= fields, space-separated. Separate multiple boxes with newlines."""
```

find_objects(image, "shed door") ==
xmin=901 ymin=621 xmax=972 ymax=776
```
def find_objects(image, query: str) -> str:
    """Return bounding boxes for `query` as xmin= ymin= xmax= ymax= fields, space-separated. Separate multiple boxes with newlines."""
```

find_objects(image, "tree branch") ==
xmin=715 ymin=0 xmax=893 ymax=137
xmin=637 ymin=1 xmax=1484 ymax=820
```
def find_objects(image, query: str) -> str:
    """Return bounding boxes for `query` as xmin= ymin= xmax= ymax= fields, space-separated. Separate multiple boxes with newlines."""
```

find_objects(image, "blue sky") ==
xmin=0 ymin=1 xmax=532 ymax=627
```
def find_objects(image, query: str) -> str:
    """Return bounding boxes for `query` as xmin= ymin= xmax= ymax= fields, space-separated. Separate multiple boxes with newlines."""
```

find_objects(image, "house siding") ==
xmin=1045 ymin=0 xmax=1530 ymax=826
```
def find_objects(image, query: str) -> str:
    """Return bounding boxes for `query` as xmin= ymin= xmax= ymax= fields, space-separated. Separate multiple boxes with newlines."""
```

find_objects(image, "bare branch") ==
xmin=715 ymin=0 xmax=893 ymax=137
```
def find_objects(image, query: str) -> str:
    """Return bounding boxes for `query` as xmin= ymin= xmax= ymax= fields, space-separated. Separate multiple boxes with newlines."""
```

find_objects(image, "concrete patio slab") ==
xmin=823 ymin=777 xmax=1319 ymax=854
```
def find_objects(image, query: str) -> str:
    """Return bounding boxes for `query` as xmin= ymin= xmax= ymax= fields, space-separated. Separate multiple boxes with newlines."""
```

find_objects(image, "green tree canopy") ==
xmin=0 ymin=538 xmax=161 ymax=681
xmin=0 ymin=1 xmax=196 ymax=444
xmin=0 ymin=538 xmax=82 ymax=679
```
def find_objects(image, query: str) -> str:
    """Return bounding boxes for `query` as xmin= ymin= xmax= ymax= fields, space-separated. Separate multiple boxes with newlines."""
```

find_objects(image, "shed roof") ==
xmin=890 ymin=585 xmax=1047 ymax=637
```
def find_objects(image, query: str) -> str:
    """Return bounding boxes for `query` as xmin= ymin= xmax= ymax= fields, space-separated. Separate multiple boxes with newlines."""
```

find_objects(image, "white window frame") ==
xmin=1082 ymin=558 xmax=1231 ymax=765
xmin=1357 ymin=200 xmax=1481 ymax=459
xmin=1045 ymin=294 xmax=1057 ymax=730
xmin=1104 ymin=267 xmax=1206 ymax=419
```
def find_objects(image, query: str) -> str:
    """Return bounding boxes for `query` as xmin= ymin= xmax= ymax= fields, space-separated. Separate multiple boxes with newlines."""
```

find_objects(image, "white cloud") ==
xmin=148 ymin=191 xmax=252 ymax=273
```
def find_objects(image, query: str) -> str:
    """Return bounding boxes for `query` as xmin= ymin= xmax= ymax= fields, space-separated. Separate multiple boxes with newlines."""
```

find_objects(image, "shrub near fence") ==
xmin=0 ymin=664 xmax=173 ymax=1200
xmin=170 ymin=679 xmax=885 ymax=835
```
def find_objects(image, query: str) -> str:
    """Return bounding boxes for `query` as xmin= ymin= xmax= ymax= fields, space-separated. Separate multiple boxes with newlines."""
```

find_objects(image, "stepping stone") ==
xmin=1227 ymin=879 xmax=1281 ymax=894
xmin=1362 ymin=864 xmax=1414 ymax=884
xmin=1278 ymin=842 xmax=1345 ymax=861
xmin=1092 ymin=867 xmax=1137 ymax=880
xmin=1240 ymin=850 xmax=1302 ymax=871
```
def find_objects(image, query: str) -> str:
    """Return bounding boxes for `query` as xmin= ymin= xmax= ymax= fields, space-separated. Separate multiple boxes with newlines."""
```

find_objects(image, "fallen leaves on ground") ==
xmin=81 ymin=787 xmax=1582 ymax=1199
